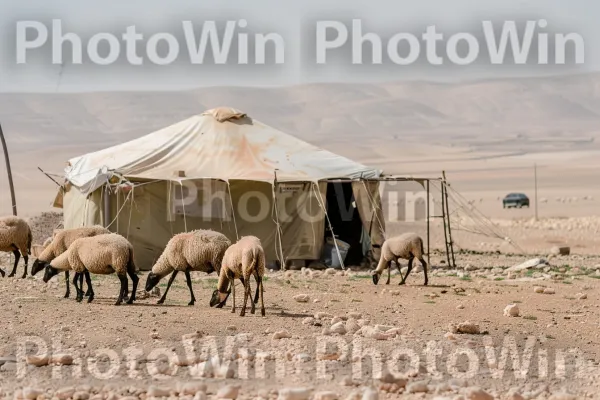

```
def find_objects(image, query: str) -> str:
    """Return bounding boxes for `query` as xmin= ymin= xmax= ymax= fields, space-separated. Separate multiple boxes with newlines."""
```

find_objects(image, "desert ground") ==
xmin=0 ymin=74 xmax=599 ymax=398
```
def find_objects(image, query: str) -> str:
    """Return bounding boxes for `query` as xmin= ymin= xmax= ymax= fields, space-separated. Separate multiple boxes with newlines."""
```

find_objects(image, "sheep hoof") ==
xmin=0 ymin=270 xmax=5 ymax=278
xmin=63 ymin=292 xmax=70 ymax=299
xmin=7 ymin=273 xmax=15 ymax=278
xmin=87 ymin=295 xmax=94 ymax=303
xmin=399 ymin=281 xmax=406 ymax=286
xmin=188 ymin=300 xmax=195 ymax=306
xmin=157 ymin=299 xmax=165 ymax=305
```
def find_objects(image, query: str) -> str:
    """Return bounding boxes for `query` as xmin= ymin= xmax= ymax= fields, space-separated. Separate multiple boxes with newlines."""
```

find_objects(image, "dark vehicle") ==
xmin=502 ymin=193 xmax=530 ymax=208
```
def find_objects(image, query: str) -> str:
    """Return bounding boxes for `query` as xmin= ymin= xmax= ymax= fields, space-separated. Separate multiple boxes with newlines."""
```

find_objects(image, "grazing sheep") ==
xmin=371 ymin=232 xmax=428 ymax=286
xmin=31 ymin=225 xmax=111 ymax=298
xmin=144 ymin=229 xmax=231 ymax=306
xmin=0 ymin=216 xmax=32 ymax=279
xmin=209 ymin=235 xmax=266 ymax=317
xmin=42 ymin=233 xmax=139 ymax=305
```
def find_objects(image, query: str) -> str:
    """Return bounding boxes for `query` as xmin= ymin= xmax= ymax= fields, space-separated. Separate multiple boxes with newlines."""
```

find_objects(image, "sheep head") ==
xmin=372 ymin=270 xmax=381 ymax=285
xmin=31 ymin=259 xmax=50 ymax=276
xmin=209 ymin=289 xmax=230 ymax=308
xmin=144 ymin=272 xmax=161 ymax=292
xmin=42 ymin=265 xmax=60 ymax=283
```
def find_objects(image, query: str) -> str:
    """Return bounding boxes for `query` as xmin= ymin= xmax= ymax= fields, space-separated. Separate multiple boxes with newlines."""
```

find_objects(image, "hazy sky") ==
xmin=0 ymin=0 xmax=597 ymax=92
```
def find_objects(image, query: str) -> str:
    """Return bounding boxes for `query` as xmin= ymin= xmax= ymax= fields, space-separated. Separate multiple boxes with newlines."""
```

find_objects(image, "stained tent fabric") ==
xmin=59 ymin=107 xmax=385 ymax=270
xmin=65 ymin=108 xmax=381 ymax=195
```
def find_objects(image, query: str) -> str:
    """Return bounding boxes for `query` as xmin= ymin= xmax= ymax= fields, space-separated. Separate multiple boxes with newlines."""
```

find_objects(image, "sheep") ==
xmin=31 ymin=225 xmax=111 ymax=298
xmin=209 ymin=235 xmax=266 ymax=317
xmin=0 ymin=216 xmax=32 ymax=279
xmin=42 ymin=233 xmax=139 ymax=305
xmin=371 ymin=232 xmax=428 ymax=286
xmin=144 ymin=229 xmax=231 ymax=306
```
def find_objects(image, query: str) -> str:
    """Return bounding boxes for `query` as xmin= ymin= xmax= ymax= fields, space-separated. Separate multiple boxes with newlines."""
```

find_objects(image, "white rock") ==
xmin=272 ymin=330 xmax=292 ymax=340
xmin=456 ymin=304 xmax=465 ymax=310
xmin=277 ymin=388 xmax=312 ymax=400
xmin=314 ymin=392 xmax=338 ymax=400
xmin=216 ymin=385 xmax=240 ymax=400
xmin=51 ymin=353 xmax=74 ymax=365
xmin=543 ymin=288 xmax=556 ymax=294
xmin=361 ymin=387 xmax=378 ymax=400
xmin=406 ymin=381 xmax=429 ymax=393
xmin=449 ymin=321 xmax=480 ymax=334
xmin=345 ymin=318 xmax=361 ymax=334
xmin=22 ymin=388 xmax=43 ymax=400
xmin=302 ymin=317 xmax=315 ymax=325
xmin=181 ymin=382 xmax=207 ymax=396
xmin=507 ymin=258 xmax=548 ymax=272
xmin=348 ymin=312 xmax=362 ymax=319
xmin=576 ymin=293 xmax=587 ymax=300
xmin=56 ymin=387 xmax=75 ymax=400
xmin=147 ymin=386 xmax=171 ymax=397
xmin=330 ymin=322 xmax=347 ymax=335
xmin=294 ymin=294 xmax=309 ymax=303
xmin=464 ymin=387 xmax=493 ymax=400
xmin=504 ymin=390 xmax=525 ymax=400
xmin=548 ymin=392 xmax=577 ymax=400
xmin=315 ymin=312 xmax=333 ymax=320
xmin=503 ymin=304 xmax=520 ymax=317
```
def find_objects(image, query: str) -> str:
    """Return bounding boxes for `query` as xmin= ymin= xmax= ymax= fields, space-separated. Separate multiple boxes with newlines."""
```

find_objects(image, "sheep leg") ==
xmin=7 ymin=247 xmax=20 ymax=278
xmin=73 ymin=273 xmax=84 ymax=302
xmin=385 ymin=260 xmax=391 ymax=284
xmin=240 ymin=279 xmax=251 ymax=317
xmin=0 ymin=267 xmax=4 ymax=278
xmin=184 ymin=270 xmax=195 ymax=306
xmin=126 ymin=268 xmax=139 ymax=305
xmin=115 ymin=274 xmax=128 ymax=306
xmin=231 ymin=277 xmax=236 ymax=314
xmin=21 ymin=254 xmax=28 ymax=279
xmin=400 ymin=257 xmax=414 ymax=285
xmin=253 ymin=272 xmax=260 ymax=304
xmin=157 ymin=271 xmax=178 ymax=305
xmin=419 ymin=257 xmax=428 ymax=286
xmin=84 ymin=271 xmax=95 ymax=303
xmin=64 ymin=271 xmax=70 ymax=298
xmin=249 ymin=276 xmax=256 ymax=315
xmin=258 ymin=276 xmax=265 ymax=317
xmin=395 ymin=257 xmax=405 ymax=282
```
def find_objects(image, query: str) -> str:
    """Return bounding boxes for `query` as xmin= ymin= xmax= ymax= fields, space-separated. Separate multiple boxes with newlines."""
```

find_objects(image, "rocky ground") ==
xmin=0 ymin=212 xmax=599 ymax=399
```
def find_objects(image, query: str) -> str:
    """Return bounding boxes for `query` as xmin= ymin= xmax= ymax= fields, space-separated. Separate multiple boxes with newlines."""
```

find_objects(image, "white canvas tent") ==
xmin=56 ymin=107 xmax=387 ymax=270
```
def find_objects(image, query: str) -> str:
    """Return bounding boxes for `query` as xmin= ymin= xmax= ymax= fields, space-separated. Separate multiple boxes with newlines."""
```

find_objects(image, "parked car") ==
xmin=502 ymin=193 xmax=530 ymax=208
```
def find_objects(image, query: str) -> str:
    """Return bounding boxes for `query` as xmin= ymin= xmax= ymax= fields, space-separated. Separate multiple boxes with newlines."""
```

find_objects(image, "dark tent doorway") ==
xmin=324 ymin=182 xmax=365 ymax=266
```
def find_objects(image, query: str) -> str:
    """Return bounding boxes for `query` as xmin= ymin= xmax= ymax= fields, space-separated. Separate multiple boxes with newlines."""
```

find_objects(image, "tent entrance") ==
xmin=324 ymin=182 xmax=365 ymax=266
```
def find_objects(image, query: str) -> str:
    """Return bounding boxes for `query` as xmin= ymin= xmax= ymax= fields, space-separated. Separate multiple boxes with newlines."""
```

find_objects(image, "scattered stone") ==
xmin=379 ymin=372 xmax=408 ymax=387
xmin=348 ymin=312 xmax=362 ymax=319
xmin=315 ymin=312 xmax=333 ymax=320
xmin=272 ymin=330 xmax=292 ymax=340
xmin=26 ymin=355 xmax=49 ymax=367
xmin=302 ymin=317 xmax=315 ymax=325
xmin=576 ymin=293 xmax=588 ymax=300
xmin=550 ymin=246 xmax=570 ymax=256
xmin=548 ymin=393 xmax=576 ymax=400
xmin=314 ymin=392 xmax=338 ymax=400
xmin=226 ymin=325 xmax=237 ymax=331
xmin=73 ymin=392 xmax=89 ymax=400
xmin=150 ymin=332 xmax=160 ymax=340
xmin=406 ymin=380 xmax=429 ymax=393
xmin=503 ymin=304 xmax=520 ymax=317
xmin=22 ymin=388 xmax=44 ymax=400
xmin=464 ymin=387 xmax=493 ymax=400
xmin=534 ymin=287 xmax=545 ymax=294
xmin=450 ymin=321 xmax=480 ymax=334
xmin=543 ymin=288 xmax=556 ymax=295
xmin=147 ymin=386 xmax=171 ymax=397
xmin=345 ymin=318 xmax=361 ymax=334
xmin=504 ymin=390 xmax=525 ymax=400
xmin=51 ymin=353 xmax=74 ymax=365
xmin=361 ymin=387 xmax=378 ymax=400
xmin=216 ymin=385 xmax=240 ymax=400
xmin=445 ymin=332 xmax=457 ymax=341
xmin=456 ymin=304 xmax=465 ymax=310
xmin=277 ymin=388 xmax=312 ymax=400
xmin=330 ymin=322 xmax=347 ymax=335
xmin=507 ymin=258 xmax=548 ymax=272
xmin=294 ymin=294 xmax=310 ymax=303
xmin=180 ymin=382 xmax=207 ymax=396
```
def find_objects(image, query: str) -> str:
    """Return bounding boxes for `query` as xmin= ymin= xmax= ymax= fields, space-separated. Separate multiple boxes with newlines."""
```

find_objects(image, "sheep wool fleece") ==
xmin=0 ymin=216 xmax=31 ymax=255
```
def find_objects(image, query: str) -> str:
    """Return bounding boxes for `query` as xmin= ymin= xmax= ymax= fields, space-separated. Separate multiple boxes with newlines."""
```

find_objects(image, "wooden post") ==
xmin=442 ymin=172 xmax=456 ymax=269
xmin=0 ymin=123 xmax=17 ymax=216
xmin=441 ymin=181 xmax=451 ymax=268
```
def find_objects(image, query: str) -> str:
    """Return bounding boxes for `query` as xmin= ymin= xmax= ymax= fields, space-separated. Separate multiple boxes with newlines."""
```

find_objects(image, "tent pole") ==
xmin=103 ymin=184 xmax=111 ymax=228
xmin=441 ymin=181 xmax=451 ymax=268
xmin=442 ymin=172 xmax=456 ymax=269
xmin=426 ymin=179 xmax=430 ymax=267
xmin=0 ymin=123 xmax=17 ymax=216
xmin=272 ymin=171 xmax=286 ymax=270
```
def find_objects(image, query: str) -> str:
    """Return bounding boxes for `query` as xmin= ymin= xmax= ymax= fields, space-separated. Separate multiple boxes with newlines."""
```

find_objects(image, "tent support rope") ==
xmin=226 ymin=181 xmax=240 ymax=241
xmin=272 ymin=172 xmax=286 ymax=270
xmin=180 ymin=182 xmax=188 ymax=232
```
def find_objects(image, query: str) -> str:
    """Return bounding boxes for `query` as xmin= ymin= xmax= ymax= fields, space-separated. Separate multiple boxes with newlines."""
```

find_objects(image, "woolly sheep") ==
xmin=31 ymin=225 xmax=111 ymax=298
xmin=42 ymin=233 xmax=139 ymax=305
xmin=371 ymin=232 xmax=428 ymax=286
xmin=210 ymin=235 xmax=266 ymax=317
xmin=0 ymin=216 xmax=32 ymax=279
xmin=144 ymin=229 xmax=231 ymax=306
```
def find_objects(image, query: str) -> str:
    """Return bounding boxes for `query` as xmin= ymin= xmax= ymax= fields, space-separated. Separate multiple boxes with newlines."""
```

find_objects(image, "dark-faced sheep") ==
xmin=0 ymin=216 xmax=32 ymax=279
xmin=42 ymin=233 xmax=139 ymax=305
xmin=144 ymin=229 xmax=231 ymax=306
xmin=31 ymin=225 xmax=111 ymax=298
xmin=209 ymin=235 xmax=266 ymax=317
xmin=371 ymin=232 xmax=428 ymax=286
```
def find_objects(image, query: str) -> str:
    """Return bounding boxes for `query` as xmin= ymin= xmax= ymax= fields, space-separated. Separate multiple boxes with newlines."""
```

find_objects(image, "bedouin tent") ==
xmin=54 ymin=107 xmax=387 ymax=270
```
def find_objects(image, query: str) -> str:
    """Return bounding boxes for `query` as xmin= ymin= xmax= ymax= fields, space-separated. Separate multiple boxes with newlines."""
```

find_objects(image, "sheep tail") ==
xmin=27 ymin=228 xmax=32 ymax=255
xmin=127 ymin=246 xmax=137 ymax=274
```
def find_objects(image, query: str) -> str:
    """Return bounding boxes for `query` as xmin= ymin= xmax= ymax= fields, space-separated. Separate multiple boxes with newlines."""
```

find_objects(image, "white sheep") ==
xmin=42 ymin=233 xmax=139 ymax=305
xmin=144 ymin=229 xmax=231 ymax=306
xmin=371 ymin=232 xmax=428 ymax=286
xmin=0 ymin=216 xmax=32 ymax=279
xmin=31 ymin=225 xmax=111 ymax=298
xmin=209 ymin=235 xmax=266 ymax=317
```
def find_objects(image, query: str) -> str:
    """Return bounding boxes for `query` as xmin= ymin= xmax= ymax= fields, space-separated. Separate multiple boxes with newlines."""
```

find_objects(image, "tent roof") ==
xmin=64 ymin=107 xmax=382 ymax=194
